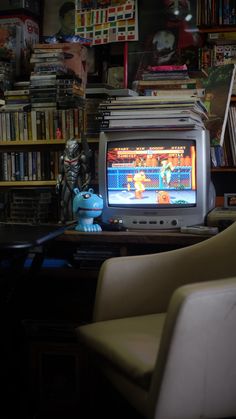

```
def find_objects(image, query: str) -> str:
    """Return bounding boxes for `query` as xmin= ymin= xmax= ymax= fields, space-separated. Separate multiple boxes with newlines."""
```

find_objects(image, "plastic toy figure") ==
xmin=57 ymin=137 xmax=91 ymax=223
xmin=73 ymin=188 xmax=103 ymax=232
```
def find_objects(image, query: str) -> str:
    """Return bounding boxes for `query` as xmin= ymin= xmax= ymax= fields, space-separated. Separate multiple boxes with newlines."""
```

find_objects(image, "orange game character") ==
xmin=156 ymin=190 xmax=171 ymax=204
xmin=133 ymin=171 xmax=151 ymax=199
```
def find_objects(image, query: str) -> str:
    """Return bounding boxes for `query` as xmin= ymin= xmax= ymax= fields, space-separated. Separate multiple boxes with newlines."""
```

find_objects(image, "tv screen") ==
xmin=99 ymin=130 xmax=215 ymax=230
xmin=106 ymin=139 xmax=196 ymax=208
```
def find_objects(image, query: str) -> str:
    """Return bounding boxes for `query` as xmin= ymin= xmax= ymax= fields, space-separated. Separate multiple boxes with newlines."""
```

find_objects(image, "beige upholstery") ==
xmin=76 ymin=222 xmax=236 ymax=419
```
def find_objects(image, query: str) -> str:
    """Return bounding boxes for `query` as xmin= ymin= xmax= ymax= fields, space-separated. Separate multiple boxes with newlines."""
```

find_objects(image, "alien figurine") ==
xmin=73 ymin=188 xmax=103 ymax=232
xmin=56 ymin=137 xmax=91 ymax=223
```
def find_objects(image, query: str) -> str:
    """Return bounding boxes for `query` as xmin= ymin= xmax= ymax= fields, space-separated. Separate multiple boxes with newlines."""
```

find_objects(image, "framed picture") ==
xmin=43 ymin=0 xmax=75 ymax=37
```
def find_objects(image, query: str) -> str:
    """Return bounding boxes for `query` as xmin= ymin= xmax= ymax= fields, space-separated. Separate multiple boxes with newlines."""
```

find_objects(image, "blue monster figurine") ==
xmin=73 ymin=188 xmax=103 ymax=232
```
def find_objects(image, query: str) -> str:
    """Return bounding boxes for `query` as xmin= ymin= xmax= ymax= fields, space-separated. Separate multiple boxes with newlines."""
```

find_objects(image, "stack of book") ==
xmin=4 ymin=87 xmax=30 ymax=108
xmin=0 ymin=62 xmax=13 ymax=93
xmin=132 ymin=65 xmax=205 ymax=98
xmin=31 ymin=42 xmax=88 ymax=96
xmin=29 ymin=44 xmax=86 ymax=109
xmin=30 ymin=73 xmax=57 ymax=109
xmin=85 ymin=84 xmax=138 ymax=135
xmin=141 ymin=64 xmax=189 ymax=81
xmin=97 ymin=95 xmax=208 ymax=131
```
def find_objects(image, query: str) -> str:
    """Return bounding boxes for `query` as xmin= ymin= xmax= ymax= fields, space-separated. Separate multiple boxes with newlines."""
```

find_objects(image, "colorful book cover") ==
xmin=200 ymin=64 xmax=236 ymax=146
xmin=0 ymin=24 xmax=21 ymax=74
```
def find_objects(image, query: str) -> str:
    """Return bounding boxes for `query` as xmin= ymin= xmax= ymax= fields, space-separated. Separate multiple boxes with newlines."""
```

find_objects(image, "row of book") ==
xmin=197 ymin=0 xmax=236 ymax=26
xmin=209 ymin=105 xmax=236 ymax=168
xmin=199 ymin=44 xmax=236 ymax=69
xmin=0 ymin=108 xmax=83 ymax=141
xmin=0 ymin=150 xmax=62 ymax=182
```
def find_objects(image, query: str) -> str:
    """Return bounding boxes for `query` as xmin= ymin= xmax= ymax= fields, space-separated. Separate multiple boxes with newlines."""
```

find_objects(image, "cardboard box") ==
xmin=0 ymin=0 xmax=40 ymax=16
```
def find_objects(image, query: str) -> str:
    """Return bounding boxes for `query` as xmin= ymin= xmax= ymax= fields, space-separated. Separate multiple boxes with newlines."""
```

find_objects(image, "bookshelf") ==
xmin=196 ymin=14 xmax=236 ymax=205
xmin=0 ymin=2 xmax=88 ymax=223
xmin=0 ymin=137 xmax=63 ymax=223
xmin=0 ymin=139 xmax=65 ymax=186
xmin=0 ymin=105 xmax=87 ymax=223
xmin=2 ymin=0 xmax=236 ymax=223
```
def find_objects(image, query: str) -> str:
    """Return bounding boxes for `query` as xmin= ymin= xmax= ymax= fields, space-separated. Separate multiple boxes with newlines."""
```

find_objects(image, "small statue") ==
xmin=56 ymin=137 xmax=91 ymax=223
xmin=73 ymin=188 xmax=103 ymax=232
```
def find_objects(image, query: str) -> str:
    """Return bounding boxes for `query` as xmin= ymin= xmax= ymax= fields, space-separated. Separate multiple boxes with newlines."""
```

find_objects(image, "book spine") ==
xmin=11 ymin=152 xmax=15 ymax=180
xmin=14 ymin=151 xmax=20 ymax=180
xmin=40 ymin=111 xmax=46 ymax=140
xmin=19 ymin=152 xmax=24 ymax=181
xmin=32 ymin=151 xmax=37 ymax=180
xmin=6 ymin=153 xmax=11 ymax=181
xmin=9 ymin=113 xmax=16 ymax=141
xmin=45 ymin=110 xmax=50 ymax=140
xmin=14 ymin=112 xmax=20 ymax=141
xmin=5 ymin=113 xmax=11 ymax=141
xmin=27 ymin=112 xmax=32 ymax=141
xmin=36 ymin=111 xmax=42 ymax=140
xmin=18 ymin=112 xmax=24 ymax=141
xmin=3 ymin=153 xmax=8 ymax=181
xmin=23 ymin=152 xmax=29 ymax=181
xmin=31 ymin=110 xmax=37 ymax=141
xmin=28 ymin=151 xmax=33 ymax=181
xmin=1 ymin=113 xmax=7 ymax=140
xmin=23 ymin=112 xmax=28 ymax=141
xmin=37 ymin=152 xmax=42 ymax=181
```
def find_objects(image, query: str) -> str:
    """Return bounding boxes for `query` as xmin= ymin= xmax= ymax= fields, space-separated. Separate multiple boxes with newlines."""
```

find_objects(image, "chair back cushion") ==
xmin=148 ymin=277 xmax=236 ymax=419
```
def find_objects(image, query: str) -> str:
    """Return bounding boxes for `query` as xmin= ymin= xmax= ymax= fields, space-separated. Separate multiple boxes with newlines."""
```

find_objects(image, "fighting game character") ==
xmin=56 ymin=137 xmax=91 ymax=223
xmin=160 ymin=159 xmax=174 ymax=187
xmin=73 ymin=188 xmax=103 ymax=232
xmin=133 ymin=171 xmax=151 ymax=199
xmin=156 ymin=190 xmax=171 ymax=204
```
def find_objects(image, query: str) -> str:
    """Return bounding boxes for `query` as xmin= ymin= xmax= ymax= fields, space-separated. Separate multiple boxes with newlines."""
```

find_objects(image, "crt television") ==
xmin=98 ymin=129 xmax=215 ymax=230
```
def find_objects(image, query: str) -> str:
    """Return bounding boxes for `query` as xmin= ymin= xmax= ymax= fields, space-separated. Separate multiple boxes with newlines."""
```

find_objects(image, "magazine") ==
xmin=200 ymin=64 xmax=236 ymax=146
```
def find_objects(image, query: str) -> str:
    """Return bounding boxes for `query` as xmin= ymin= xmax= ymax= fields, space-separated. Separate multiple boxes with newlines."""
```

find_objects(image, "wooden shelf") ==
xmin=0 ymin=181 xmax=57 ymax=187
xmin=198 ymin=26 xmax=236 ymax=33
xmin=87 ymin=137 xmax=99 ymax=143
xmin=211 ymin=167 xmax=236 ymax=172
xmin=0 ymin=140 xmax=66 ymax=147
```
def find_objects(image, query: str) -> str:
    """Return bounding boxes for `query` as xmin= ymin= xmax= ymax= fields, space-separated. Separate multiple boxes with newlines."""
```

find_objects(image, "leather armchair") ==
xmin=76 ymin=222 xmax=236 ymax=419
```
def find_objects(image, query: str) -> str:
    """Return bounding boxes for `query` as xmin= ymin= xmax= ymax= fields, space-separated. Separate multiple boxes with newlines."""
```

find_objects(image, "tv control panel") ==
xmin=104 ymin=215 xmax=184 ymax=230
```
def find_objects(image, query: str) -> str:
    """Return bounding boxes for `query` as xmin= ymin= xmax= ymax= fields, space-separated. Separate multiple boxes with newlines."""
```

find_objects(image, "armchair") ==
xmin=76 ymin=222 xmax=236 ymax=419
